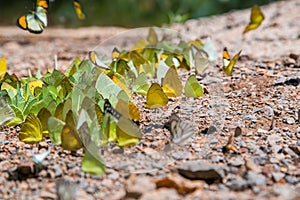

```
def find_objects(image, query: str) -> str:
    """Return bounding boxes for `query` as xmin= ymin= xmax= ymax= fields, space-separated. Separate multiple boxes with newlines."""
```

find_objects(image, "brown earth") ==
xmin=0 ymin=0 xmax=300 ymax=199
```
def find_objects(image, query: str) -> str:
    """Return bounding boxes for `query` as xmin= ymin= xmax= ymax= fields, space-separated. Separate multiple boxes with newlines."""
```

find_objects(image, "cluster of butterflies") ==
xmin=16 ymin=0 xmax=85 ymax=34
xmin=103 ymin=98 xmax=195 ymax=145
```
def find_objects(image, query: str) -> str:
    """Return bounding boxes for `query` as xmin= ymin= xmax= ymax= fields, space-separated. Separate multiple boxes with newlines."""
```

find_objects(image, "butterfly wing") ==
xmin=184 ymin=75 xmax=204 ymax=98
xmin=146 ymin=83 xmax=169 ymax=108
xmin=16 ymin=0 xmax=48 ymax=34
xmin=19 ymin=113 xmax=43 ymax=144
xmin=243 ymin=5 xmax=265 ymax=34
xmin=161 ymin=67 xmax=182 ymax=97
xmin=0 ymin=98 xmax=15 ymax=127
xmin=89 ymin=51 xmax=111 ymax=70
xmin=222 ymin=48 xmax=242 ymax=76
xmin=36 ymin=0 xmax=49 ymax=10
xmin=74 ymin=0 xmax=85 ymax=20
xmin=166 ymin=113 xmax=194 ymax=144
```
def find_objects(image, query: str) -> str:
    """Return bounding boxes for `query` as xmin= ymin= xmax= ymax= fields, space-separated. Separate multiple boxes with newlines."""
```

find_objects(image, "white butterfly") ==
xmin=165 ymin=113 xmax=194 ymax=144
xmin=0 ymin=98 xmax=15 ymax=128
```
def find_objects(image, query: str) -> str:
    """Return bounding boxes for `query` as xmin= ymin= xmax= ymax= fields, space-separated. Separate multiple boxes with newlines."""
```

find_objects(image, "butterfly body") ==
xmin=243 ymin=5 xmax=265 ymax=34
xmin=222 ymin=48 xmax=242 ymax=76
xmin=165 ymin=113 xmax=194 ymax=144
xmin=104 ymin=99 xmax=142 ymax=138
xmin=74 ymin=0 xmax=85 ymax=20
xmin=89 ymin=51 xmax=111 ymax=70
xmin=16 ymin=0 xmax=49 ymax=34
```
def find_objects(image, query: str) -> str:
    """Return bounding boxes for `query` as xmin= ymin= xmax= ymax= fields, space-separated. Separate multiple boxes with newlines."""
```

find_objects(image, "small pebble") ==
xmin=286 ymin=117 xmax=295 ymax=125
xmin=285 ymin=175 xmax=299 ymax=184
xmin=272 ymin=172 xmax=285 ymax=182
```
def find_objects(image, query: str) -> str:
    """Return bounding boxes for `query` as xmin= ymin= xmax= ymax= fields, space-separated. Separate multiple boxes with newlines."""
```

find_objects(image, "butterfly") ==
xmin=145 ymin=83 xmax=168 ymax=108
xmin=161 ymin=67 xmax=182 ymax=97
xmin=222 ymin=127 xmax=241 ymax=154
xmin=164 ymin=113 xmax=194 ymax=144
xmin=104 ymin=99 xmax=142 ymax=138
xmin=0 ymin=98 xmax=15 ymax=128
xmin=243 ymin=5 xmax=265 ymax=34
xmin=88 ymin=51 xmax=111 ymax=70
xmin=222 ymin=47 xmax=242 ymax=76
xmin=74 ymin=0 xmax=85 ymax=20
xmin=184 ymin=75 xmax=204 ymax=98
xmin=16 ymin=0 xmax=49 ymax=34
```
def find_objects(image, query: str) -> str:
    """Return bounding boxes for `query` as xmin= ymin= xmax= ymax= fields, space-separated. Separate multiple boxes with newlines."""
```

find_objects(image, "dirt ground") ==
xmin=0 ymin=0 xmax=299 ymax=199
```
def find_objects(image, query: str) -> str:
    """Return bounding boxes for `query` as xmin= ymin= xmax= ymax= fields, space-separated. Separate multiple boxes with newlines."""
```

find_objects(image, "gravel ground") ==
xmin=0 ymin=0 xmax=299 ymax=199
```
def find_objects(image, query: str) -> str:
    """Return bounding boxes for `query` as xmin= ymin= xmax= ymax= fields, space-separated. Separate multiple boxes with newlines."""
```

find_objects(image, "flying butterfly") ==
xmin=243 ymin=5 xmax=265 ymax=34
xmin=164 ymin=113 xmax=194 ymax=144
xmin=74 ymin=0 xmax=85 ymax=20
xmin=16 ymin=0 xmax=49 ymax=34
xmin=222 ymin=47 xmax=242 ymax=76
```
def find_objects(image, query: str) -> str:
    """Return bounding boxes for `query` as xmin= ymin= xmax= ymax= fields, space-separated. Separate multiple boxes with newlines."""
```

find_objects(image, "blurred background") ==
xmin=0 ymin=0 xmax=275 ymax=28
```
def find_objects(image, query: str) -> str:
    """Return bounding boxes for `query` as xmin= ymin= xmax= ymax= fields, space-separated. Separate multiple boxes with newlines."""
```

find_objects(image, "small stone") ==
xmin=245 ymin=158 xmax=261 ymax=173
xmin=8 ymin=147 xmax=16 ymax=154
xmin=126 ymin=176 xmax=156 ymax=199
xmin=286 ymin=117 xmax=295 ymax=125
xmin=289 ymin=53 xmax=299 ymax=61
xmin=53 ymin=164 xmax=63 ymax=177
xmin=39 ymin=141 xmax=49 ymax=149
xmin=140 ymin=188 xmax=179 ymax=200
xmin=272 ymin=172 xmax=285 ymax=182
xmin=177 ymin=160 xmax=225 ymax=184
xmin=283 ymin=147 xmax=298 ymax=158
xmin=228 ymin=157 xmax=245 ymax=167
xmin=273 ymin=184 xmax=295 ymax=198
xmin=288 ymin=145 xmax=300 ymax=155
xmin=66 ymin=163 xmax=76 ymax=169
xmin=111 ymin=146 xmax=124 ymax=154
xmin=246 ymin=171 xmax=266 ymax=186
xmin=285 ymin=175 xmax=299 ymax=184
xmin=225 ymin=175 xmax=248 ymax=191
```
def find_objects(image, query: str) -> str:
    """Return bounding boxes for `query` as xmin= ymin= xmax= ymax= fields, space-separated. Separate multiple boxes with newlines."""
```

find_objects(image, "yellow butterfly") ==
xmin=184 ymin=75 xmax=204 ymax=98
xmin=19 ymin=113 xmax=43 ymax=144
xmin=161 ymin=67 xmax=182 ymax=97
xmin=145 ymin=83 xmax=168 ymax=108
xmin=61 ymin=110 xmax=83 ymax=151
xmin=16 ymin=0 xmax=49 ymax=34
xmin=74 ymin=0 xmax=85 ymax=20
xmin=243 ymin=5 xmax=265 ymax=34
xmin=222 ymin=48 xmax=242 ymax=76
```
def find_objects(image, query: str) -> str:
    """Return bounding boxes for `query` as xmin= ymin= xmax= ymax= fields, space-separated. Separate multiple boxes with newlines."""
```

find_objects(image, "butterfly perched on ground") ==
xmin=16 ymin=0 xmax=49 ymax=34
xmin=73 ymin=0 xmax=85 ymax=20
xmin=0 ymin=98 xmax=15 ymax=129
xmin=222 ymin=127 xmax=241 ymax=154
xmin=104 ymin=99 xmax=142 ymax=138
xmin=164 ymin=113 xmax=194 ymax=144
xmin=222 ymin=47 xmax=242 ymax=76
xmin=88 ymin=51 xmax=111 ymax=70
xmin=243 ymin=5 xmax=265 ymax=34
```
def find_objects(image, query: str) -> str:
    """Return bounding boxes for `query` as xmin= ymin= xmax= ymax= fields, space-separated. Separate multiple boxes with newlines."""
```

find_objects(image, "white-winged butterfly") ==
xmin=164 ymin=113 xmax=194 ymax=144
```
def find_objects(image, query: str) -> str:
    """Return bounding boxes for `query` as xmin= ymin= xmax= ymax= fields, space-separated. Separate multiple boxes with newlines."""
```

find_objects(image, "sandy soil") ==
xmin=0 ymin=0 xmax=299 ymax=199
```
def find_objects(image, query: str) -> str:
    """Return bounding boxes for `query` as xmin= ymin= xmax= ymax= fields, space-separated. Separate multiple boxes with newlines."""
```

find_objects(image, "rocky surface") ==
xmin=0 ymin=0 xmax=299 ymax=199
